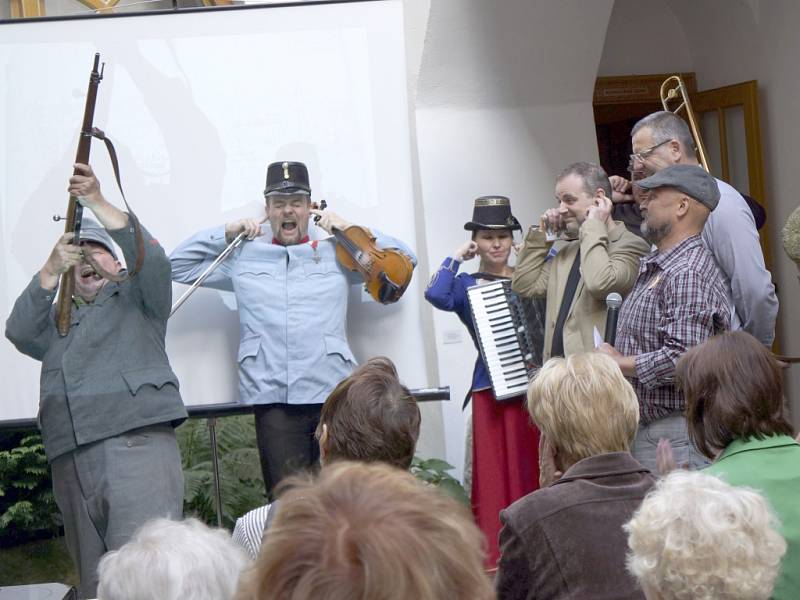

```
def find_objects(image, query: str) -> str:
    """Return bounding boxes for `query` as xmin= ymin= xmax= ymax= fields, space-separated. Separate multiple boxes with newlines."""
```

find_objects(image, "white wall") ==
xmin=598 ymin=0 xmax=692 ymax=76
xmin=753 ymin=0 xmax=800 ymax=428
xmin=664 ymin=0 xmax=759 ymax=91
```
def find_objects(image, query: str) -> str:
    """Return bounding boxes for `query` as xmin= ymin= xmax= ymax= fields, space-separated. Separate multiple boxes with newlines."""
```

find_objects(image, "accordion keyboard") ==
xmin=467 ymin=280 xmax=536 ymax=400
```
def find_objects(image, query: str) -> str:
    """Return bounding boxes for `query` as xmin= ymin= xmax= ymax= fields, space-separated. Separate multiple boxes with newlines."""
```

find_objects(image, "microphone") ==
xmin=604 ymin=292 xmax=623 ymax=346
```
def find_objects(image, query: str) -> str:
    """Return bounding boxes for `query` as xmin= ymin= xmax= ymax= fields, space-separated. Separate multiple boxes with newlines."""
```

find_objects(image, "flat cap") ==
xmin=79 ymin=218 xmax=118 ymax=259
xmin=636 ymin=164 xmax=720 ymax=211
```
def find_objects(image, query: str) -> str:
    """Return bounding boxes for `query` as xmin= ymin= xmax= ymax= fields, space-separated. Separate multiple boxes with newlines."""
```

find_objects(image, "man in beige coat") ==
xmin=512 ymin=162 xmax=650 ymax=361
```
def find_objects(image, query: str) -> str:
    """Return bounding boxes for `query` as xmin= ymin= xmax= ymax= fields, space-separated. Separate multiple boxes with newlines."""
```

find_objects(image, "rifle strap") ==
xmin=86 ymin=127 xmax=146 ymax=280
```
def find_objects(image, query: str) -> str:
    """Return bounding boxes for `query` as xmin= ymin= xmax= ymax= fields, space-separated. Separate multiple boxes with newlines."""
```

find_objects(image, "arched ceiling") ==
xmin=416 ymin=0 xmax=614 ymax=108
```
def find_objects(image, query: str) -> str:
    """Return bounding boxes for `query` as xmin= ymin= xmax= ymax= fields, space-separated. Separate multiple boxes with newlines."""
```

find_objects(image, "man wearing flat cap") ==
xmin=5 ymin=163 xmax=187 ymax=599
xmin=171 ymin=161 xmax=416 ymax=497
xmin=513 ymin=161 xmax=650 ymax=361
xmin=610 ymin=111 xmax=777 ymax=346
xmin=600 ymin=164 xmax=731 ymax=473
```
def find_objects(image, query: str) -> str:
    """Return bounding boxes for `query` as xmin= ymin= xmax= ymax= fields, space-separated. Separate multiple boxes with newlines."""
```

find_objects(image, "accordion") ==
xmin=467 ymin=280 xmax=545 ymax=400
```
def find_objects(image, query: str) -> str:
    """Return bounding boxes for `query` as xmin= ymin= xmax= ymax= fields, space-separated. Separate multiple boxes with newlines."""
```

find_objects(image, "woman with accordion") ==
xmin=424 ymin=196 xmax=540 ymax=568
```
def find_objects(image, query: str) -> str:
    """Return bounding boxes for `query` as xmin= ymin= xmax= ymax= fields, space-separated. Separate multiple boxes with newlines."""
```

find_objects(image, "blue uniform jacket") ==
xmin=170 ymin=225 xmax=416 ymax=406
xmin=424 ymin=257 xmax=493 ymax=392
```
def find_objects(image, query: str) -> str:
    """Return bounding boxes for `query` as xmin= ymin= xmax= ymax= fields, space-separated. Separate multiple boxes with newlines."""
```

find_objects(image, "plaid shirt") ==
xmin=617 ymin=235 xmax=730 ymax=424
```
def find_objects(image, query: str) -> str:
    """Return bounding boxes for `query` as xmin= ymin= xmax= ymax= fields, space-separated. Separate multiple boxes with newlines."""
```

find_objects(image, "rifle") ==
xmin=55 ymin=53 xmax=104 ymax=337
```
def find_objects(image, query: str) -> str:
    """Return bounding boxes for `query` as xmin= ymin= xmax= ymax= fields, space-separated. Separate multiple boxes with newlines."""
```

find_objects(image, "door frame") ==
xmin=593 ymin=74 xmax=772 ymax=269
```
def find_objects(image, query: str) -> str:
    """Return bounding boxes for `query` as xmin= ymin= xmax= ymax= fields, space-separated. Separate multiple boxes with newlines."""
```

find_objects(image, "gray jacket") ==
xmin=170 ymin=225 xmax=416 ymax=406
xmin=704 ymin=178 xmax=778 ymax=345
xmin=5 ymin=221 xmax=187 ymax=462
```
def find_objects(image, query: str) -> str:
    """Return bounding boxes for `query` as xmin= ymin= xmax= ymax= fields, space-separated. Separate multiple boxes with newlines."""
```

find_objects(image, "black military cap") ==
xmin=264 ymin=161 xmax=311 ymax=196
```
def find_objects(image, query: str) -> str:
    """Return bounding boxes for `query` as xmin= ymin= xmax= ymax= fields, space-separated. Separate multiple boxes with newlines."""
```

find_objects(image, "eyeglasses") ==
xmin=628 ymin=139 xmax=672 ymax=166
xmin=628 ymin=166 xmax=648 ymax=181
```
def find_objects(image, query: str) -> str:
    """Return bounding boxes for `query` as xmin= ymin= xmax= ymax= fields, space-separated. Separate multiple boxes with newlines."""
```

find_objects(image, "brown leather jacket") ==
xmin=495 ymin=452 xmax=654 ymax=600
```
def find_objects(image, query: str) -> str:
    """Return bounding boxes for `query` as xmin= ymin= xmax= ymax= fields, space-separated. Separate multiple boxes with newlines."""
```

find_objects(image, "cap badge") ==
xmin=282 ymin=162 xmax=290 ymax=180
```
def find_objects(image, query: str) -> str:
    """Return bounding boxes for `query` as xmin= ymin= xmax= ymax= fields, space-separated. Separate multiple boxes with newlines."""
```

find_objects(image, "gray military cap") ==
xmin=79 ymin=218 xmax=118 ymax=259
xmin=635 ymin=164 xmax=720 ymax=211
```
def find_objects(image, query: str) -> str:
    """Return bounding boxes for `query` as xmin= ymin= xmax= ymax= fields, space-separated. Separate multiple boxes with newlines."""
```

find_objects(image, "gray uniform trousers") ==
xmin=50 ymin=424 xmax=183 ymax=599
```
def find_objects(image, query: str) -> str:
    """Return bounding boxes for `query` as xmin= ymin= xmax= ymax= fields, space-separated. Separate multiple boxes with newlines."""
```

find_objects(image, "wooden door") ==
xmin=594 ymin=75 xmax=771 ymax=268
xmin=9 ymin=0 xmax=45 ymax=17
xmin=594 ymin=73 xmax=699 ymax=180
xmin=693 ymin=81 xmax=771 ymax=267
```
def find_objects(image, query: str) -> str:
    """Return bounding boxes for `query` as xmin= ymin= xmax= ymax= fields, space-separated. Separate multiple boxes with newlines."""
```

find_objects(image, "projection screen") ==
xmin=0 ymin=0 xmax=428 ymax=422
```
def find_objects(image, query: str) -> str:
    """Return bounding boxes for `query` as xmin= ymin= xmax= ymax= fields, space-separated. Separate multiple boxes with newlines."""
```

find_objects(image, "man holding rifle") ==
xmin=5 ymin=164 xmax=187 ymax=599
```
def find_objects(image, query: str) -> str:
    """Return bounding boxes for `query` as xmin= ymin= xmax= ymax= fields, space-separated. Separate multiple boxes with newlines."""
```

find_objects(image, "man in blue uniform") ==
xmin=171 ymin=161 xmax=416 ymax=496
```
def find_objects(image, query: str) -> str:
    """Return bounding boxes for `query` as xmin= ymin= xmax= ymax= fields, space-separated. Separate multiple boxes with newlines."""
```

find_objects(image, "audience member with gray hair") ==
xmin=495 ymin=352 xmax=654 ymax=600
xmin=610 ymin=110 xmax=777 ymax=346
xmin=97 ymin=518 xmax=249 ymax=600
xmin=625 ymin=470 xmax=786 ymax=600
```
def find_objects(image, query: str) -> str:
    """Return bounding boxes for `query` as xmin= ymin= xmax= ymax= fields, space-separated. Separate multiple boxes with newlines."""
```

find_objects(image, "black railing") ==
xmin=0 ymin=387 xmax=450 ymax=525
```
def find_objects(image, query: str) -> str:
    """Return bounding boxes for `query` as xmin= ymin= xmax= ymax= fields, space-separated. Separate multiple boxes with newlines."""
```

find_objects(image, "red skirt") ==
xmin=471 ymin=388 xmax=540 ymax=569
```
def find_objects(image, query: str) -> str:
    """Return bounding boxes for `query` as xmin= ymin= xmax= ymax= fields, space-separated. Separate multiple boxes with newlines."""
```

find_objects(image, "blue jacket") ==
xmin=170 ymin=225 xmax=415 ymax=406
xmin=424 ymin=257 xmax=493 ymax=392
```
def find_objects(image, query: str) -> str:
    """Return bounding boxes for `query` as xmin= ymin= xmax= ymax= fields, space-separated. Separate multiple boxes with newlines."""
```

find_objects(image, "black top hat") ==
xmin=264 ymin=161 xmax=311 ymax=196
xmin=463 ymin=196 xmax=522 ymax=231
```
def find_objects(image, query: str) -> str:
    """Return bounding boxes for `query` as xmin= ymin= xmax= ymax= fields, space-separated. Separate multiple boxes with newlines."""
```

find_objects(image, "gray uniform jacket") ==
xmin=5 ymin=221 xmax=188 ymax=462
xmin=170 ymin=225 xmax=416 ymax=406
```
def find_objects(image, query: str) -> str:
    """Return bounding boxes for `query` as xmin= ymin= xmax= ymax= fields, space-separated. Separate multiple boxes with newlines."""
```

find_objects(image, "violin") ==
xmin=313 ymin=200 xmax=414 ymax=304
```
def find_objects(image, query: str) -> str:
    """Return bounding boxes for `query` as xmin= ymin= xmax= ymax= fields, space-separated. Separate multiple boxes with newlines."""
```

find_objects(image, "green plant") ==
xmin=177 ymin=416 xmax=266 ymax=529
xmin=411 ymin=457 xmax=470 ymax=507
xmin=0 ymin=433 xmax=62 ymax=545
xmin=0 ymin=536 xmax=77 ymax=586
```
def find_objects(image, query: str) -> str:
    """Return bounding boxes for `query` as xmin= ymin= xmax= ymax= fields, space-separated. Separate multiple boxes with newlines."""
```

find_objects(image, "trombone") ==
xmin=660 ymin=75 xmax=710 ymax=173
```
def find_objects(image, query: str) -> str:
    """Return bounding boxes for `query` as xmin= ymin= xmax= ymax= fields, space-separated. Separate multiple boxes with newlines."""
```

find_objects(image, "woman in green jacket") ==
xmin=676 ymin=331 xmax=799 ymax=600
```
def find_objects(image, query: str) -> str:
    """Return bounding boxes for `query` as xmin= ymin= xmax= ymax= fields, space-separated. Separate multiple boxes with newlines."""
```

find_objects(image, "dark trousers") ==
xmin=254 ymin=403 xmax=322 ymax=499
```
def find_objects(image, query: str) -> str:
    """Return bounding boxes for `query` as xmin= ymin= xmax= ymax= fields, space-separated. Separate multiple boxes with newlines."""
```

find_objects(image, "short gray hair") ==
xmin=625 ymin=471 xmax=786 ymax=600
xmin=631 ymin=111 xmax=696 ymax=155
xmin=556 ymin=161 xmax=612 ymax=199
xmin=97 ymin=518 xmax=249 ymax=600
